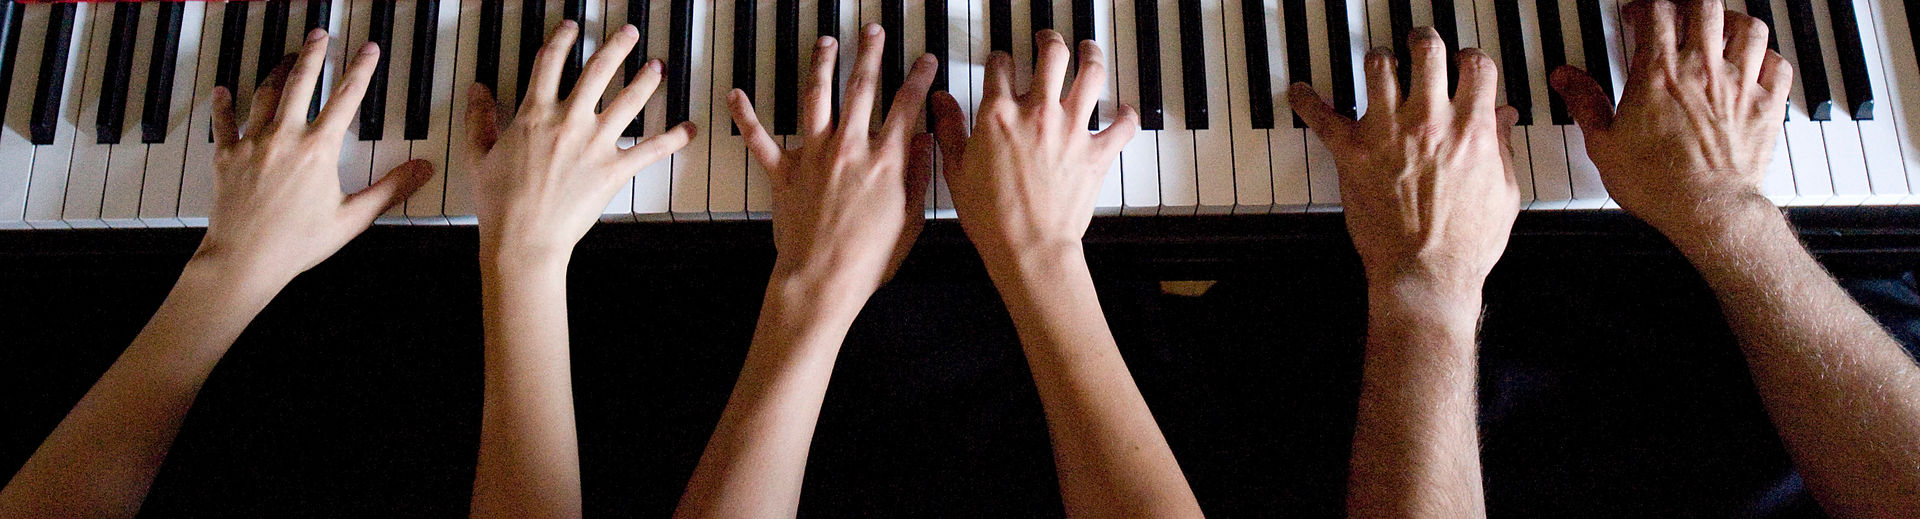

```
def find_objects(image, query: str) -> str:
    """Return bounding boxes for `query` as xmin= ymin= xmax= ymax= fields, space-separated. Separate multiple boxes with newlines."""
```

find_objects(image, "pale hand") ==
xmin=1551 ymin=0 xmax=1791 ymax=242
xmin=729 ymin=24 xmax=938 ymax=291
xmin=469 ymin=21 xmax=695 ymax=264
xmin=1291 ymin=28 xmax=1521 ymax=289
xmin=931 ymin=31 xmax=1138 ymax=269
xmin=202 ymin=33 xmax=431 ymax=284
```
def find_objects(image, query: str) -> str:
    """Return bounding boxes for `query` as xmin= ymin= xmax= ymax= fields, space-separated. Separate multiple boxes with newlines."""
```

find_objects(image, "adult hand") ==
xmin=469 ymin=21 xmax=695 ymax=265
xmin=202 ymin=31 xmax=430 ymax=284
xmin=1551 ymin=0 xmax=1789 ymax=244
xmin=728 ymin=24 xmax=937 ymax=291
xmin=1290 ymin=28 xmax=1521 ymax=290
xmin=930 ymin=30 xmax=1138 ymax=271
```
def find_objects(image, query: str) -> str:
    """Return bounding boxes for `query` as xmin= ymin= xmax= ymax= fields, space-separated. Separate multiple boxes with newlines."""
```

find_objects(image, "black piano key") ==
xmin=215 ymin=3 xmax=247 ymax=101
xmin=667 ymin=0 xmax=692 ymax=125
xmin=1282 ymin=0 xmax=1307 ymax=128
xmin=0 ymin=1 xmax=23 ymax=122
xmin=406 ymin=0 xmax=440 ymax=140
xmin=928 ymin=0 xmax=948 ymax=131
xmin=818 ymin=0 xmax=840 ymax=123
xmin=360 ymin=0 xmax=394 ymax=141
xmin=881 ymin=0 xmax=902 ymax=116
xmin=1177 ymin=0 xmax=1206 ymax=129
xmin=1909 ymin=0 xmax=1920 ymax=76
xmin=1326 ymin=0 xmax=1356 ymax=119
xmin=1782 ymin=0 xmax=1831 ymax=120
xmin=30 ymin=3 xmax=76 ymax=146
xmin=304 ymin=0 xmax=331 ymax=121
xmin=774 ymin=0 xmax=797 ymax=135
xmin=1389 ymin=0 xmax=1410 ymax=95
xmin=1073 ymin=0 xmax=1096 ymax=129
xmin=734 ymin=0 xmax=757 ymax=135
xmin=259 ymin=0 xmax=290 ymax=87
xmin=1239 ymin=0 xmax=1272 ymax=130
xmin=1492 ymin=0 xmax=1530 ymax=125
xmin=98 ymin=2 xmax=141 ymax=145
xmin=1536 ymin=0 xmax=1569 ymax=125
xmin=622 ymin=0 xmax=649 ymax=137
xmin=1828 ymin=0 xmax=1873 ymax=120
xmin=1744 ymin=0 xmax=1780 ymax=51
xmin=560 ymin=0 xmax=585 ymax=95
xmin=1432 ymin=0 xmax=1458 ymax=93
xmin=1033 ymin=0 xmax=1054 ymax=32
xmin=144 ymin=1 xmax=183 ymax=143
xmin=991 ymin=0 xmax=1012 ymax=53
xmin=1574 ymin=0 xmax=1612 ymax=103
xmin=1134 ymin=0 xmax=1162 ymax=129
xmin=479 ymin=0 xmax=503 ymax=92
xmin=517 ymin=0 xmax=546 ymax=105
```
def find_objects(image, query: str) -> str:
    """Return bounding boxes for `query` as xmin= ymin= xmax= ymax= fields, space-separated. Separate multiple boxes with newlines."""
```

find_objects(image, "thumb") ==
xmin=1550 ymin=66 xmax=1616 ymax=132
xmin=345 ymin=160 xmax=433 ymax=224
xmin=466 ymin=84 xmax=501 ymax=155
xmin=1091 ymin=103 xmax=1140 ymax=164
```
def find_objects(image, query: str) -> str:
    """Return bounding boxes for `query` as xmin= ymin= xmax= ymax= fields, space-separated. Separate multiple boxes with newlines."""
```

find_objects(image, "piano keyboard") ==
xmin=0 ymin=0 xmax=1917 ymax=229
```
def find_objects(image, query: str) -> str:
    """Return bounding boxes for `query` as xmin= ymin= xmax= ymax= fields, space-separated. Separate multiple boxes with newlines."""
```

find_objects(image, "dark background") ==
xmin=2 ymin=211 xmax=1917 ymax=518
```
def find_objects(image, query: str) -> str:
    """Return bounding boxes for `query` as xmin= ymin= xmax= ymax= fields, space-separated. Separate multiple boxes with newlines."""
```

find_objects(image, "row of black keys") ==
xmin=0 ymin=0 xmax=1911 ymax=148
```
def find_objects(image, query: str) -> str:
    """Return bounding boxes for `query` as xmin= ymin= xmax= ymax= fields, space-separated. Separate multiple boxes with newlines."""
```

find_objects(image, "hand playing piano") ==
xmin=201 ymin=31 xmax=431 ymax=283
xmin=727 ymin=24 xmax=938 ymax=290
xmin=467 ymin=21 xmax=695 ymax=265
xmin=929 ymin=31 xmax=1139 ymax=270
xmin=1289 ymin=28 xmax=1521 ymax=290
xmin=1551 ymin=0 xmax=1790 ymax=244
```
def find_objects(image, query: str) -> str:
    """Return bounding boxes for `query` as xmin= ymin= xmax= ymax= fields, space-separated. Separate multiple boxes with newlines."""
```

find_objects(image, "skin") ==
xmin=673 ymin=24 xmax=937 ymax=518
xmin=1553 ymin=1 xmax=1920 ymax=517
xmin=1292 ymin=26 xmax=1522 ymax=519
xmin=466 ymin=21 xmax=694 ymax=519
xmin=0 ymin=31 xmax=430 ymax=519
xmin=929 ymin=31 xmax=1201 ymax=518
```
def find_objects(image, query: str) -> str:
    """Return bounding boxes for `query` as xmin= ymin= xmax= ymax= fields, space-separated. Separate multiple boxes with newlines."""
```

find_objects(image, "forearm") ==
xmin=1347 ymin=278 xmax=1486 ymax=519
xmin=1672 ymin=206 xmax=1920 ymax=517
xmin=986 ymin=245 xmax=1202 ymax=518
xmin=472 ymin=255 xmax=582 ymax=519
xmin=673 ymin=269 xmax=867 ymax=519
xmin=0 ymin=256 xmax=283 ymax=519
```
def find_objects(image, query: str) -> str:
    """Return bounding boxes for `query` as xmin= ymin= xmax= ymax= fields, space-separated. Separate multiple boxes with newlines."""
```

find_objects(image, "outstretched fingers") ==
xmin=880 ymin=53 xmax=940 ymax=146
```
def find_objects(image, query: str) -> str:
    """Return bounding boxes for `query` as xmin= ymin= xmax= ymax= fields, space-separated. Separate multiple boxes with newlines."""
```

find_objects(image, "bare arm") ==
xmin=1553 ymin=1 xmax=1920 ymax=516
xmin=465 ymin=21 xmax=692 ymax=519
xmin=1292 ymin=26 xmax=1522 ymax=518
xmin=930 ymin=31 xmax=1199 ymax=518
xmin=0 ymin=32 xmax=428 ymax=518
xmin=675 ymin=25 xmax=936 ymax=517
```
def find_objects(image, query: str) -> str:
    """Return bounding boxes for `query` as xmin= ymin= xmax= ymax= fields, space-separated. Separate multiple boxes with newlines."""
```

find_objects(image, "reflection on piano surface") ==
xmin=0 ymin=0 xmax=1917 ymax=230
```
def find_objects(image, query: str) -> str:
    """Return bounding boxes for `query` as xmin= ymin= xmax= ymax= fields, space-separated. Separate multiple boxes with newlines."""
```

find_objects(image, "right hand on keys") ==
xmin=1551 ymin=0 xmax=1791 ymax=244
xmin=468 ymin=20 xmax=695 ymax=265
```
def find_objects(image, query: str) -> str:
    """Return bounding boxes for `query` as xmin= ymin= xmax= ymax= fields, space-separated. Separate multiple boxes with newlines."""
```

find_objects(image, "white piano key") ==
xmin=447 ymin=0 xmax=483 ymax=225
xmin=633 ymin=0 xmax=674 ymax=220
xmin=1809 ymin=0 xmax=1871 ymax=205
xmin=1302 ymin=0 xmax=1351 ymax=210
xmin=25 ymin=3 xmax=96 ymax=229
xmin=1518 ymin=0 xmax=1569 ymax=209
xmin=1763 ymin=132 xmax=1797 ymax=203
xmin=402 ymin=0 xmax=457 ymax=224
xmin=1558 ymin=0 xmax=1606 ymax=209
xmin=179 ymin=2 xmax=229 ymax=226
xmin=1193 ymin=0 xmax=1236 ymax=214
xmin=59 ymin=5 xmax=118 ymax=229
xmin=103 ymin=4 xmax=163 ymax=228
xmin=497 ymin=0 xmax=525 ymax=106
xmin=965 ymin=0 xmax=986 ymax=117
xmin=1867 ymin=0 xmax=1920 ymax=203
xmin=0 ymin=4 xmax=48 ymax=226
xmin=708 ymin=0 xmax=748 ymax=219
xmin=139 ymin=2 xmax=206 ymax=227
xmin=746 ymin=0 xmax=779 ymax=219
xmin=371 ymin=0 xmax=416 ymax=223
xmin=336 ymin=0 xmax=376 ymax=199
xmin=1010 ymin=0 xmax=1032 ymax=91
xmin=1769 ymin=0 xmax=1833 ymax=206
xmin=1222 ymin=0 xmax=1271 ymax=213
xmin=238 ymin=0 xmax=267 ymax=117
xmin=1265 ymin=0 xmax=1308 ymax=211
xmin=933 ymin=0 xmax=970 ymax=219
xmin=1155 ymin=0 xmax=1198 ymax=214
xmin=670 ymin=0 xmax=713 ymax=219
xmin=1112 ymin=0 xmax=1161 ymax=215
xmin=1468 ymin=0 xmax=1533 ymax=206
xmin=1092 ymin=0 xmax=1124 ymax=215
xmin=1847 ymin=0 xmax=1909 ymax=204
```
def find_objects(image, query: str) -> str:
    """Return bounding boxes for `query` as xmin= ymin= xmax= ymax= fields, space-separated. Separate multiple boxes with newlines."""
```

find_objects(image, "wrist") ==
xmin=1366 ymin=275 xmax=1485 ymax=334
xmin=1654 ymin=192 xmax=1783 ymax=250
xmin=978 ymin=240 xmax=1086 ymax=281
xmin=182 ymin=246 xmax=296 ymax=294
xmin=480 ymin=241 xmax=572 ymax=275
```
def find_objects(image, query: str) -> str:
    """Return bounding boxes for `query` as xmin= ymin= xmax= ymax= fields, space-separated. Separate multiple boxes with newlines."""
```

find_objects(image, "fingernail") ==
xmin=647 ymin=58 xmax=662 ymax=71
xmin=360 ymin=42 xmax=378 ymax=55
xmin=307 ymin=28 xmax=326 ymax=43
xmin=818 ymin=35 xmax=835 ymax=48
xmin=622 ymin=24 xmax=638 ymax=36
xmin=562 ymin=20 xmax=578 ymax=30
xmin=918 ymin=53 xmax=936 ymax=66
xmin=865 ymin=23 xmax=881 ymax=36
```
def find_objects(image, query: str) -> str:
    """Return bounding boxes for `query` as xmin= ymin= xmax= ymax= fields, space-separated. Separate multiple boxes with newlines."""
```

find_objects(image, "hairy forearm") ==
xmin=0 ymin=255 xmax=283 ymax=519
xmin=1671 ymin=205 xmax=1920 ymax=518
xmin=1347 ymin=278 xmax=1486 ymax=519
xmin=984 ymin=245 xmax=1202 ymax=519
xmin=472 ymin=255 xmax=581 ymax=519
xmin=673 ymin=270 xmax=867 ymax=519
